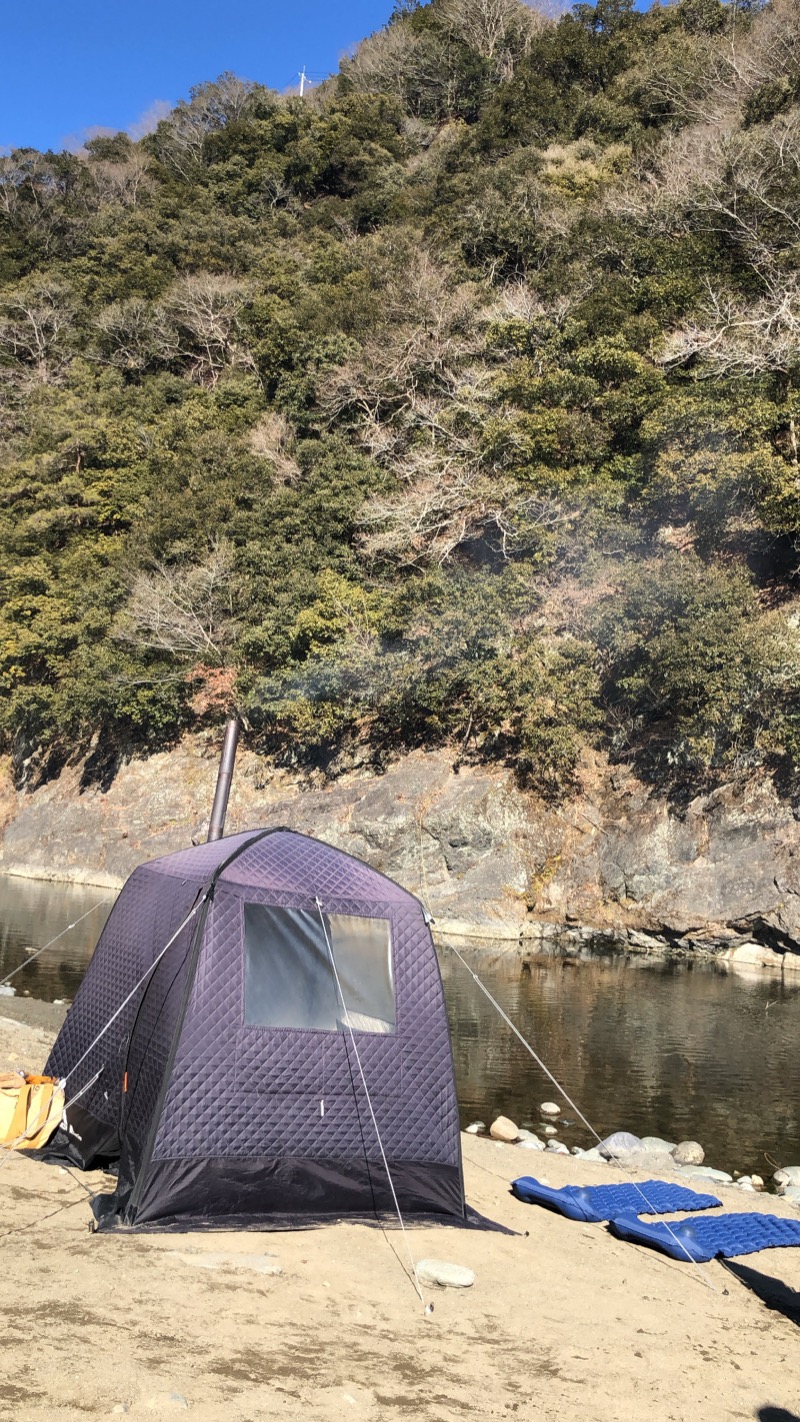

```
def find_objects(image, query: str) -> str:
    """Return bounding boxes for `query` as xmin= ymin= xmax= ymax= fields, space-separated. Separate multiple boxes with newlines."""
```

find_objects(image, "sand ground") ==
xmin=1 ymin=1011 xmax=799 ymax=1422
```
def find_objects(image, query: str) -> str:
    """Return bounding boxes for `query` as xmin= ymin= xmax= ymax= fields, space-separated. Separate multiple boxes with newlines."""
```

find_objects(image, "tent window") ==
xmin=243 ymin=905 xmax=395 ymax=1034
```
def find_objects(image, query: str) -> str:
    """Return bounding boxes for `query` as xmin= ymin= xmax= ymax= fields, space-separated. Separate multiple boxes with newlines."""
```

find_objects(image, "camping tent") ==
xmin=45 ymin=828 xmax=465 ymax=1230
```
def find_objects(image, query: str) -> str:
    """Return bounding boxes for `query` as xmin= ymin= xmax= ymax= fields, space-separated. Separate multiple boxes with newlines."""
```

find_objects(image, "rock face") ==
xmin=2 ymin=740 xmax=800 ymax=955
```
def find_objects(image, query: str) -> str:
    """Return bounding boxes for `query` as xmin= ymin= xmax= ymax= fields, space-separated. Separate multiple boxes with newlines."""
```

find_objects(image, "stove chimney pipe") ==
xmin=207 ymin=717 xmax=239 ymax=843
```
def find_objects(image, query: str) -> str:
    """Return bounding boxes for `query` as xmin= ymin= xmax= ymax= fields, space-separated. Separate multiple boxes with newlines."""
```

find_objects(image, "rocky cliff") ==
xmin=1 ymin=737 xmax=799 ymax=962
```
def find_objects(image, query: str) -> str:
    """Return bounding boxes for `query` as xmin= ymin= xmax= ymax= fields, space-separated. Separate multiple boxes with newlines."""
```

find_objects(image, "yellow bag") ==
xmin=0 ymin=1073 xmax=65 ymax=1151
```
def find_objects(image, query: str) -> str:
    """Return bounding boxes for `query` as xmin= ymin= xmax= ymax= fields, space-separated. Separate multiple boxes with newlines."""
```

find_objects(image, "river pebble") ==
xmin=518 ymin=1137 xmax=546 ymax=1151
xmin=517 ymin=1128 xmax=544 ymax=1145
xmin=465 ymin=1122 xmax=485 ymax=1135
xmin=672 ymin=1141 xmax=705 ymax=1166
xmin=543 ymin=1124 xmax=558 ymax=1136
xmin=416 ymin=1259 xmax=476 ymax=1288
xmin=573 ymin=1146 xmax=605 ymax=1162
xmin=546 ymin=1141 xmax=570 ymax=1154
xmin=489 ymin=1116 xmax=519 ymax=1143
xmin=751 ymin=1174 xmax=764 ymax=1188
xmin=539 ymin=1102 xmax=561 ymax=1117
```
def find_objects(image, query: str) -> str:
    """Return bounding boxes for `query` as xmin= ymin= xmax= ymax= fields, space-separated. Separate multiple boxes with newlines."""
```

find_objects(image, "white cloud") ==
xmin=60 ymin=98 xmax=173 ymax=155
xmin=127 ymin=99 xmax=173 ymax=140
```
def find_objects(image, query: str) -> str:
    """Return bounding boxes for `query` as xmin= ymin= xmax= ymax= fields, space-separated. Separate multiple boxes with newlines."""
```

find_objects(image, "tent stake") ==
xmin=207 ymin=717 xmax=239 ymax=842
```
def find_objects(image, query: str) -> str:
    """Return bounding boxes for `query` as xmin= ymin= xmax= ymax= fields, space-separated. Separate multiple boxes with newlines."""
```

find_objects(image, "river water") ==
xmin=1 ymin=876 xmax=798 ymax=1177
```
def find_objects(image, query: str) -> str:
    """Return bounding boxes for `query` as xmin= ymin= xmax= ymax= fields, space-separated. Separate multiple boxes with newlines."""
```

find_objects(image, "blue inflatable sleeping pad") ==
xmin=510 ymin=1177 xmax=721 ymax=1223
xmin=609 ymin=1211 xmax=800 ymax=1262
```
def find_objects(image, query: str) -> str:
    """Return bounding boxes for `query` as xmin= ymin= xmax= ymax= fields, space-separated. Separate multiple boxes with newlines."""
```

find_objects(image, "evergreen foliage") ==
xmin=2 ymin=0 xmax=800 ymax=798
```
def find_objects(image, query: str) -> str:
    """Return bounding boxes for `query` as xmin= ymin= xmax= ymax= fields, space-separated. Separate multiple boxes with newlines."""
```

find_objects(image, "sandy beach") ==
xmin=1 ymin=1008 xmax=799 ymax=1422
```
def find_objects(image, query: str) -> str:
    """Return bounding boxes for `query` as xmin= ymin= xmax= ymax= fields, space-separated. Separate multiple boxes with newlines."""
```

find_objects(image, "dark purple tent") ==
xmin=45 ymin=829 xmax=465 ymax=1230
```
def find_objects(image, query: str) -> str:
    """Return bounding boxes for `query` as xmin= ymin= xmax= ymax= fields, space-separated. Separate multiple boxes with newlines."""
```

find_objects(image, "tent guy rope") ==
xmin=0 ymin=896 xmax=206 ymax=1162
xmin=315 ymin=897 xmax=429 ymax=1312
xmin=0 ymin=896 xmax=114 ymax=990
xmin=444 ymin=938 xmax=720 ymax=1292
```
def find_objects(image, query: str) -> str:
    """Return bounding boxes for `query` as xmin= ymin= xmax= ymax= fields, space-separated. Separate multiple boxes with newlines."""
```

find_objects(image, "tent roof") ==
xmin=145 ymin=827 xmax=418 ymax=906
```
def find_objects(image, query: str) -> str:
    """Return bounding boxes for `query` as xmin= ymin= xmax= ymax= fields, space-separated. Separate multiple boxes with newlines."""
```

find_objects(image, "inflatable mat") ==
xmin=609 ymin=1211 xmax=800 ymax=1262
xmin=510 ymin=1177 xmax=721 ymax=1223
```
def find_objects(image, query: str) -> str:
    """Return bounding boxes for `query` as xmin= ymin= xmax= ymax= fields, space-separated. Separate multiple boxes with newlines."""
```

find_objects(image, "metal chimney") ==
xmin=207 ymin=717 xmax=239 ymax=842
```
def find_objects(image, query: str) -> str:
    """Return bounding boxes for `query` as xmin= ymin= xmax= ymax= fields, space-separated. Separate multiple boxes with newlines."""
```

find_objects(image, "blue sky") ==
xmin=2 ymin=0 xmax=397 ymax=153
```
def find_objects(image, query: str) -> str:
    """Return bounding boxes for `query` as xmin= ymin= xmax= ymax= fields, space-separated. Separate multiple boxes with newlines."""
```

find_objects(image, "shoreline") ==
xmin=4 ymin=865 xmax=800 ymax=974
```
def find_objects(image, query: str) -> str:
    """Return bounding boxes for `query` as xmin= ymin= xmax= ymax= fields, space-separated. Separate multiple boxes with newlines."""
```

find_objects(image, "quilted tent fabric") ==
xmin=510 ymin=1178 xmax=722 ymax=1222
xmin=48 ymin=829 xmax=465 ymax=1228
xmin=609 ymin=1211 xmax=800 ymax=1262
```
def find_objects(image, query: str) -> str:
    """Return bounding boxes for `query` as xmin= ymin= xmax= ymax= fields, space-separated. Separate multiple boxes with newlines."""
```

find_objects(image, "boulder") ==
xmin=598 ymin=1131 xmax=643 ymax=1160
xmin=516 ymin=1128 xmax=544 ymax=1146
xmin=415 ymin=1259 xmax=475 ymax=1288
xmin=724 ymin=942 xmax=784 ymax=970
xmin=672 ymin=1141 xmax=705 ymax=1166
xmin=782 ymin=1186 xmax=800 ymax=1206
xmin=489 ymin=1116 xmax=519 ymax=1143
xmin=640 ymin=1136 xmax=676 ymax=1154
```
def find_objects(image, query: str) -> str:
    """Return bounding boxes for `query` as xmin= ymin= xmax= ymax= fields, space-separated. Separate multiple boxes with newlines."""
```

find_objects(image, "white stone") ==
xmin=774 ymin=1166 xmax=800 ymax=1189
xmin=751 ymin=1174 xmax=764 ymax=1188
xmin=546 ymin=1141 xmax=569 ymax=1154
xmin=540 ymin=1102 xmax=561 ymax=1117
xmin=465 ymin=1122 xmax=485 ymax=1134
xmin=110 ymin=1408 xmax=130 ymax=1416
xmin=782 ymin=1186 xmax=800 ymax=1206
xmin=672 ymin=1140 xmax=705 ymax=1166
xmin=573 ymin=1146 xmax=605 ymax=1162
xmin=518 ymin=1137 xmax=546 ymax=1150
xmin=415 ymin=1258 xmax=475 ymax=1288
xmin=516 ymin=1128 xmax=543 ymax=1144
xmin=598 ymin=1132 xmax=643 ymax=1160
xmin=489 ymin=1116 xmax=519 ymax=1143
xmin=678 ymin=1165 xmax=732 ymax=1184
xmin=640 ymin=1136 xmax=676 ymax=1154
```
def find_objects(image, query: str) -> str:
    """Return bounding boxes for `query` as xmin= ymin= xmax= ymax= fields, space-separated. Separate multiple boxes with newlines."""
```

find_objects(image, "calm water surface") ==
xmin=1 ymin=876 xmax=798 ymax=1176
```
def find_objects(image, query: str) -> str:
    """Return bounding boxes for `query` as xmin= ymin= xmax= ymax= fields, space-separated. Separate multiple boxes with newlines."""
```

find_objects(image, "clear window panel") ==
xmin=243 ymin=905 xmax=395 ymax=1034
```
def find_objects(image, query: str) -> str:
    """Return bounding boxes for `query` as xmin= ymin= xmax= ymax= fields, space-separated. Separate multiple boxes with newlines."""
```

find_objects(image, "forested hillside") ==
xmin=2 ymin=0 xmax=800 ymax=801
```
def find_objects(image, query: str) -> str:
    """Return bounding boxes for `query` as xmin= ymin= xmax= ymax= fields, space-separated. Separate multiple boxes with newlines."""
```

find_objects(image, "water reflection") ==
xmin=0 ymin=876 xmax=114 ymax=1001
xmin=1 ymin=874 xmax=798 ymax=1177
xmin=440 ymin=946 xmax=800 ymax=1176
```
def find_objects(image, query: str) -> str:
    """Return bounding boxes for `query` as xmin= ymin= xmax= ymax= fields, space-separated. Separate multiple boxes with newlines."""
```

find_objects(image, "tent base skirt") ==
xmin=96 ymin=1154 xmax=466 ymax=1230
